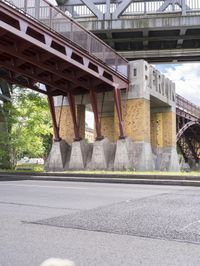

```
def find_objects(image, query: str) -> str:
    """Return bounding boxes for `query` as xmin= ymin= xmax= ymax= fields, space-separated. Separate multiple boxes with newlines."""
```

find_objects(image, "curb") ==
xmin=0 ymin=172 xmax=200 ymax=187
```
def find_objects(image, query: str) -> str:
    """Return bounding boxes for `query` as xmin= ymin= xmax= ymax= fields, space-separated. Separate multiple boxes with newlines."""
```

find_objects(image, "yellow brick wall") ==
xmin=151 ymin=111 xmax=176 ymax=148
xmin=55 ymin=105 xmax=85 ymax=144
xmin=162 ymin=112 xmax=176 ymax=147
xmin=77 ymin=104 xmax=85 ymax=139
xmin=114 ymin=98 xmax=150 ymax=141
xmin=101 ymin=116 xmax=114 ymax=141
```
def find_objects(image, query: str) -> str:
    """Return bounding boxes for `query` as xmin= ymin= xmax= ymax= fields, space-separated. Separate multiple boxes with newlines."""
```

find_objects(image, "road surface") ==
xmin=0 ymin=180 xmax=200 ymax=266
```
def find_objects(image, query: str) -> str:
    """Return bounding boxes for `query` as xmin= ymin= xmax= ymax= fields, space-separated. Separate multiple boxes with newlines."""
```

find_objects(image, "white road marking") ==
xmin=0 ymin=183 xmax=88 ymax=190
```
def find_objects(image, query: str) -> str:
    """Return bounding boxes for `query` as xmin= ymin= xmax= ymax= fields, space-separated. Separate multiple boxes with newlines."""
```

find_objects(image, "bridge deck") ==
xmin=58 ymin=0 xmax=200 ymax=63
xmin=0 ymin=0 xmax=128 ymax=97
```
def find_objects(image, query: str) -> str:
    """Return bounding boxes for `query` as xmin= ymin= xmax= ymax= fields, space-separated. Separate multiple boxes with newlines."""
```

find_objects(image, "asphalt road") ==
xmin=0 ymin=180 xmax=200 ymax=266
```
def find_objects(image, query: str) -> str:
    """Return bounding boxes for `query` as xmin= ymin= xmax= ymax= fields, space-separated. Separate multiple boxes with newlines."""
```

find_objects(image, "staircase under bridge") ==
xmin=0 ymin=0 xmax=199 ymax=171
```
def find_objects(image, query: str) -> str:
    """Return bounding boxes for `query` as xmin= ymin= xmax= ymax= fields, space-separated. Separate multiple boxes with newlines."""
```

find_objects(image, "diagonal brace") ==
xmin=67 ymin=92 xmax=82 ymax=141
xmin=113 ymin=88 xmax=125 ymax=139
xmin=89 ymin=90 xmax=104 ymax=141
xmin=47 ymin=92 xmax=62 ymax=142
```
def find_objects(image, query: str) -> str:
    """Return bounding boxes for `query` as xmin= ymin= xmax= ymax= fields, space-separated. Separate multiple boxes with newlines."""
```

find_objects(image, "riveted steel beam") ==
xmin=47 ymin=91 xmax=62 ymax=142
xmin=67 ymin=92 xmax=82 ymax=141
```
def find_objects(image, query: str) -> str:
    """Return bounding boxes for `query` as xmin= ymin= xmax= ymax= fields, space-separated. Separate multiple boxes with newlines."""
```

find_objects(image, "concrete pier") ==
xmin=46 ymin=60 xmax=180 ymax=172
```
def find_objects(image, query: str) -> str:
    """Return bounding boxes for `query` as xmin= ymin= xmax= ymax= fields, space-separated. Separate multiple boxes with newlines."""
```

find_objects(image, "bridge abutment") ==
xmin=46 ymin=60 xmax=181 ymax=172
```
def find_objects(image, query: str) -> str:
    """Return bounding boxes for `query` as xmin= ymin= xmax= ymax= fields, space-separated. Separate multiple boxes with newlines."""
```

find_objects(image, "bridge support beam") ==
xmin=90 ymin=90 xmax=104 ymax=141
xmin=67 ymin=92 xmax=82 ymax=141
xmin=47 ymin=94 xmax=61 ymax=142
xmin=46 ymin=60 xmax=182 ymax=172
xmin=54 ymin=97 xmax=85 ymax=144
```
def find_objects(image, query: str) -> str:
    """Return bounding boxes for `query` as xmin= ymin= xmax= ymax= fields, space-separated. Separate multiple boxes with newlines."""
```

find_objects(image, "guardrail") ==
xmin=176 ymin=94 xmax=200 ymax=119
xmin=2 ymin=0 xmax=128 ymax=77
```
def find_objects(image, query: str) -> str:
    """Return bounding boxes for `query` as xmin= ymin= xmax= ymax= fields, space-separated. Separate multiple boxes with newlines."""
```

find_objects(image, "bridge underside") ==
xmin=0 ymin=0 xmax=129 ymax=142
xmin=58 ymin=0 xmax=200 ymax=62
xmin=81 ymin=16 xmax=200 ymax=63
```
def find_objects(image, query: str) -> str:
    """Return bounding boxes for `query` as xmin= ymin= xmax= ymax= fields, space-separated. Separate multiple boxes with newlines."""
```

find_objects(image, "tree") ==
xmin=0 ymin=87 xmax=52 ymax=169
xmin=56 ymin=0 xmax=66 ymax=6
xmin=0 ymin=80 xmax=12 ymax=169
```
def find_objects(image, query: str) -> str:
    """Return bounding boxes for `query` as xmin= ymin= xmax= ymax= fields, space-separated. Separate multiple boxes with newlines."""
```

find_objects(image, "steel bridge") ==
xmin=176 ymin=94 xmax=200 ymax=164
xmin=0 ymin=0 xmax=129 ymax=141
xmin=56 ymin=0 xmax=200 ymax=63
xmin=0 ymin=0 xmax=199 ymax=167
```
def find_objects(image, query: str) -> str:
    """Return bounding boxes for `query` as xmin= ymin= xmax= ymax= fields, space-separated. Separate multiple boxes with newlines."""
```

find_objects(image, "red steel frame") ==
xmin=0 ymin=0 xmax=128 ymax=142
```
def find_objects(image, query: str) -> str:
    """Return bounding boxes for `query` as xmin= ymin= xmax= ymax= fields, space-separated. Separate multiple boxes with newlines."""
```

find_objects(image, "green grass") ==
xmin=0 ymin=166 xmax=199 ymax=176
xmin=50 ymin=170 xmax=200 ymax=176
xmin=0 ymin=164 xmax=44 ymax=172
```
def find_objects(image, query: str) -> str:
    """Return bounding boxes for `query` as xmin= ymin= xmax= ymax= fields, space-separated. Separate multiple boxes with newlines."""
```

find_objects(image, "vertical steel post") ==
xmin=47 ymin=94 xmax=61 ymax=142
xmin=67 ymin=92 xmax=82 ymax=141
xmin=35 ymin=0 xmax=40 ymax=19
xmin=105 ymin=0 xmax=111 ymax=19
xmin=113 ymin=88 xmax=126 ymax=139
xmin=89 ymin=90 xmax=103 ymax=141
xmin=24 ymin=0 xmax=27 ymax=13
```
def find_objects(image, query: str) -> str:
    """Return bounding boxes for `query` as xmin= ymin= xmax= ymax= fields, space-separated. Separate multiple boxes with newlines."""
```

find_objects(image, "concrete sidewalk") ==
xmin=0 ymin=172 xmax=200 ymax=187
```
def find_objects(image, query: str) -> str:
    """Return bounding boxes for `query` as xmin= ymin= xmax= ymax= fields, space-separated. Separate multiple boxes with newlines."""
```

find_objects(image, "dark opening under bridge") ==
xmin=0 ymin=0 xmax=199 ymax=171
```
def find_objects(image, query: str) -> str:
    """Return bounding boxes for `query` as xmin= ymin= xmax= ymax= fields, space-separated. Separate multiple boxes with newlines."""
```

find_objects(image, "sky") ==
xmin=155 ymin=63 xmax=200 ymax=106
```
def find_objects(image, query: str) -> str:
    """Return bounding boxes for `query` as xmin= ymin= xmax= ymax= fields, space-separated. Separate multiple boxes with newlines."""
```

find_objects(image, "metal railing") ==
xmin=2 ymin=0 xmax=128 ymax=77
xmin=176 ymin=94 xmax=200 ymax=119
xmin=57 ymin=0 xmax=200 ymax=18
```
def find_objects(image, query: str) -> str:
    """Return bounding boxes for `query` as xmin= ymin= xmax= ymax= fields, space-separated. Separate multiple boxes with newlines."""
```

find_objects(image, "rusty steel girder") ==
xmin=0 ymin=0 xmax=128 ymax=141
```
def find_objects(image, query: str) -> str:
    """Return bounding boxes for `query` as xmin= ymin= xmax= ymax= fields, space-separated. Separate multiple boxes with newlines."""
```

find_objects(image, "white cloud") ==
xmin=155 ymin=63 xmax=200 ymax=106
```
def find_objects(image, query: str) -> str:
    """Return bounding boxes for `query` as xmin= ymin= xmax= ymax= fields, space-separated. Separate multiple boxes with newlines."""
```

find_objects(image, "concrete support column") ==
xmin=151 ymin=110 xmax=176 ymax=149
xmin=151 ymin=108 xmax=180 ymax=171
xmin=114 ymin=60 xmax=155 ymax=171
xmin=114 ymin=98 xmax=151 ymax=141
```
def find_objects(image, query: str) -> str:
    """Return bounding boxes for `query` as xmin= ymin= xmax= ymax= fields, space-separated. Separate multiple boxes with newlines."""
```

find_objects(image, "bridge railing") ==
xmin=4 ymin=0 xmax=128 ymax=77
xmin=57 ymin=0 xmax=200 ymax=19
xmin=176 ymin=94 xmax=200 ymax=119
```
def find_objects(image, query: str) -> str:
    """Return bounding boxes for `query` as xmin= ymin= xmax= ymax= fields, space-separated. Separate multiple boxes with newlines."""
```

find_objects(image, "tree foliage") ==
xmin=0 ymin=88 xmax=52 ymax=169
xmin=56 ymin=0 xmax=66 ymax=6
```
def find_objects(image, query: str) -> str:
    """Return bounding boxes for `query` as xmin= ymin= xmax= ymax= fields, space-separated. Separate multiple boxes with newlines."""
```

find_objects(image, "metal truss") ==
xmin=176 ymin=94 xmax=200 ymax=162
xmin=57 ymin=0 xmax=198 ymax=19
xmin=177 ymin=116 xmax=200 ymax=163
